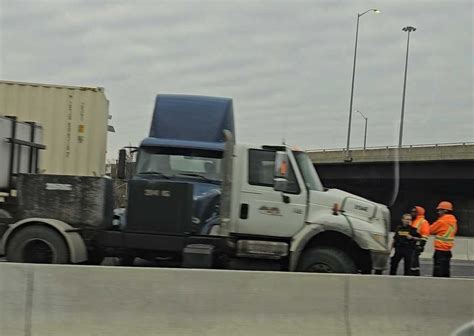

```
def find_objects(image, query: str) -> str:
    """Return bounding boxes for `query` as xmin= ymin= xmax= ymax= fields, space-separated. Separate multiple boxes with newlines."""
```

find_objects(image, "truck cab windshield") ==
xmin=136 ymin=147 xmax=223 ymax=183
xmin=293 ymin=151 xmax=324 ymax=191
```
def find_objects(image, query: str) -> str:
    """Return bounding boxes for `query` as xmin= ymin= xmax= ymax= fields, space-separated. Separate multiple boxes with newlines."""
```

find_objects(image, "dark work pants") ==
xmin=390 ymin=248 xmax=414 ymax=275
xmin=433 ymin=250 xmax=452 ymax=277
xmin=410 ymin=250 xmax=421 ymax=276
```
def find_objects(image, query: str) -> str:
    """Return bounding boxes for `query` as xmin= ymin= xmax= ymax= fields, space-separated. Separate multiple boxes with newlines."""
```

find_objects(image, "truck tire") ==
xmin=297 ymin=247 xmax=357 ymax=274
xmin=7 ymin=225 xmax=69 ymax=264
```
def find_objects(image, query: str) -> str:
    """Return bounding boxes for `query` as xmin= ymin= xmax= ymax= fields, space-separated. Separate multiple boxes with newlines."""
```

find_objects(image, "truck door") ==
xmin=236 ymin=149 xmax=307 ymax=237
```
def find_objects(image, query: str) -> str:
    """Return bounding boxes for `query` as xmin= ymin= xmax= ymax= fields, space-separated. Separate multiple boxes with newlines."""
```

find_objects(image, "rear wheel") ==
xmin=297 ymin=247 xmax=357 ymax=274
xmin=7 ymin=225 xmax=69 ymax=264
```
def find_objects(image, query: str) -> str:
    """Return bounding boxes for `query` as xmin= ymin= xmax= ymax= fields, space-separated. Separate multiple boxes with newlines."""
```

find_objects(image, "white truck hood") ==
xmin=308 ymin=188 xmax=389 ymax=232
xmin=306 ymin=188 xmax=390 ymax=251
xmin=325 ymin=188 xmax=379 ymax=221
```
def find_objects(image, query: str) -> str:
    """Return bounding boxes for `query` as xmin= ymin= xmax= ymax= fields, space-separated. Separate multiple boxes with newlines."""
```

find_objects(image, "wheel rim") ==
xmin=306 ymin=263 xmax=333 ymax=273
xmin=22 ymin=239 xmax=55 ymax=263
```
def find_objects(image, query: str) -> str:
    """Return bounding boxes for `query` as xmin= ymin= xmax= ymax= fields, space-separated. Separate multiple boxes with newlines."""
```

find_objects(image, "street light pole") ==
xmin=345 ymin=9 xmax=380 ymax=161
xmin=399 ymin=26 xmax=416 ymax=148
xmin=356 ymin=110 xmax=368 ymax=150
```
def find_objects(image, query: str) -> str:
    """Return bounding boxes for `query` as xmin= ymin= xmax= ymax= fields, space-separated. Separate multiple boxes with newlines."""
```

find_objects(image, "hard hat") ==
xmin=436 ymin=201 xmax=453 ymax=211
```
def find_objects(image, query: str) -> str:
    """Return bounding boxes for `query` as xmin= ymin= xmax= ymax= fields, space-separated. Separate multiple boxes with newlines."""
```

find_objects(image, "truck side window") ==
xmin=248 ymin=149 xmax=300 ymax=194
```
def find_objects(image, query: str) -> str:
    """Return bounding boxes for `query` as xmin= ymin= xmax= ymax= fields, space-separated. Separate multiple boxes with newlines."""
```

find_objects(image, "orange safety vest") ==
xmin=411 ymin=216 xmax=430 ymax=240
xmin=430 ymin=214 xmax=457 ymax=251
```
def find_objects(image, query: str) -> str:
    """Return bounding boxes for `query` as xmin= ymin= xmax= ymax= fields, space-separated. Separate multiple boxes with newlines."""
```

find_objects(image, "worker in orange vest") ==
xmin=410 ymin=206 xmax=430 ymax=276
xmin=430 ymin=201 xmax=457 ymax=277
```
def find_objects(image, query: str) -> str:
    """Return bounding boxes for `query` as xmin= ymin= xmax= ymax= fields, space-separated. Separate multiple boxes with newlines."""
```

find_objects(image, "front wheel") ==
xmin=7 ymin=225 xmax=69 ymax=264
xmin=297 ymin=247 xmax=357 ymax=274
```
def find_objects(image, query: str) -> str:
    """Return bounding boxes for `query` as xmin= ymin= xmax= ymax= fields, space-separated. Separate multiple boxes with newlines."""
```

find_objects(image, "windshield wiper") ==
xmin=138 ymin=171 xmax=170 ymax=179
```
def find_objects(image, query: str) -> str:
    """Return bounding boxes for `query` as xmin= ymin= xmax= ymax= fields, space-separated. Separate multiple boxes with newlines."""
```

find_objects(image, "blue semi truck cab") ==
xmin=132 ymin=95 xmax=234 ymax=236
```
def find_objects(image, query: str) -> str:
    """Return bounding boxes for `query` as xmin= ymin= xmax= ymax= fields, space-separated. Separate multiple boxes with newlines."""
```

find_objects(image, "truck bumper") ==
xmin=370 ymin=249 xmax=390 ymax=271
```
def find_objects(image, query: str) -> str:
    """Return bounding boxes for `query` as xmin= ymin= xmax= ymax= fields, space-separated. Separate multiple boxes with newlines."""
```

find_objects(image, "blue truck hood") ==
xmin=132 ymin=175 xmax=220 ymax=234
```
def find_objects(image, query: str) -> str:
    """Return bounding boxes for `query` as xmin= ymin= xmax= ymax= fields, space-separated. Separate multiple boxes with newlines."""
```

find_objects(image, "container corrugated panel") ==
xmin=0 ymin=80 xmax=109 ymax=176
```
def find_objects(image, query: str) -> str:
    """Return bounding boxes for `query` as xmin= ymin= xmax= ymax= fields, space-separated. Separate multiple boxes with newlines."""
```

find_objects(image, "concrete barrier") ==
xmin=348 ymin=276 xmax=473 ymax=336
xmin=0 ymin=263 xmax=472 ymax=336
xmin=420 ymin=236 xmax=470 ymax=260
xmin=467 ymin=239 xmax=474 ymax=261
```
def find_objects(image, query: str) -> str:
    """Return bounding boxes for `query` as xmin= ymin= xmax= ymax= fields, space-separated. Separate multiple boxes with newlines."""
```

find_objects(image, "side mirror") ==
xmin=117 ymin=149 xmax=126 ymax=179
xmin=273 ymin=177 xmax=288 ymax=192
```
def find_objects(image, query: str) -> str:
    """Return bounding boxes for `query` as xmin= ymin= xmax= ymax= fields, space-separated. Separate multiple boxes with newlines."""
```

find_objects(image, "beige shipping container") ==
xmin=0 ymin=80 xmax=109 ymax=176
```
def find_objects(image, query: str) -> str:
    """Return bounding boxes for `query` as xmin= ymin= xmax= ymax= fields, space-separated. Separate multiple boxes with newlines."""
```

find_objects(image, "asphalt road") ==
xmin=420 ymin=260 xmax=474 ymax=278
xmin=387 ymin=259 xmax=474 ymax=278
xmin=1 ymin=257 xmax=473 ymax=278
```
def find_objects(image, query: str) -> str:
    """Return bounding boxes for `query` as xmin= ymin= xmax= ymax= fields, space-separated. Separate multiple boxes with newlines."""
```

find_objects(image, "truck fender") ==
xmin=305 ymin=211 xmax=382 ymax=250
xmin=289 ymin=218 xmax=354 ymax=271
xmin=0 ymin=218 xmax=88 ymax=263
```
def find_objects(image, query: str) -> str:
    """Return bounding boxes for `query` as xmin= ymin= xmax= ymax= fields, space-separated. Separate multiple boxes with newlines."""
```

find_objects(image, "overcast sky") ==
xmin=1 ymin=0 xmax=472 ymax=159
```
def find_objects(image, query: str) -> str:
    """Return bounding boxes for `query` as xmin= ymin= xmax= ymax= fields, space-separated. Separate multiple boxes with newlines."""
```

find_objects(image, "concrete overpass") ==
xmin=309 ymin=142 xmax=474 ymax=163
xmin=308 ymin=143 xmax=474 ymax=236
